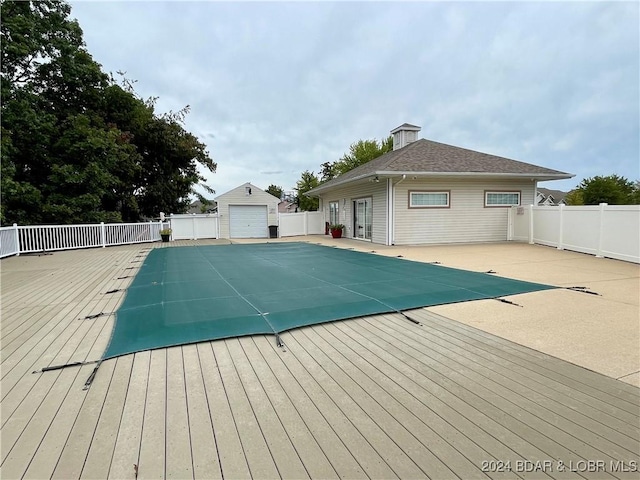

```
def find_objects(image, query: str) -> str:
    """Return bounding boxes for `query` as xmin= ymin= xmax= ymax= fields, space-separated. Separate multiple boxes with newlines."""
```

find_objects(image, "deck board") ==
xmin=397 ymin=313 xmax=640 ymax=423
xmin=263 ymin=333 xmax=396 ymax=479
xmin=51 ymin=358 xmax=117 ymax=479
xmin=196 ymin=342 xmax=251 ymax=479
xmin=314 ymin=321 xmax=524 ymax=480
xmin=352 ymin=316 xmax=617 ymax=473
xmin=251 ymin=336 xmax=363 ymax=479
xmin=21 ymin=364 xmax=94 ymax=480
xmin=385 ymin=313 xmax=640 ymax=445
xmin=108 ymin=351 xmax=150 ymax=480
xmin=416 ymin=309 xmax=640 ymax=405
xmin=0 ymin=366 xmax=80 ymax=479
xmin=1 ymin=242 xmax=639 ymax=480
xmin=239 ymin=336 xmax=339 ymax=479
xmin=368 ymin=314 xmax=640 ymax=459
xmin=294 ymin=326 xmax=480 ymax=479
xmin=181 ymin=344 xmax=222 ymax=480
xmin=165 ymin=347 xmax=193 ymax=480
xmin=226 ymin=338 xmax=310 ymax=479
xmin=80 ymin=355 xmax=133 ymax=479
xmin=137 ymin=349 xmax=167 ymax=480
xmin=213 ymin=340 xmax=281 ymax=479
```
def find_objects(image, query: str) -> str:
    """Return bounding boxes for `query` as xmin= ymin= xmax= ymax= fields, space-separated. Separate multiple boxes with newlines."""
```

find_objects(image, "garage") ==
xmin=215 ymin=183 xmax=281 ymax=239
xmin=229 ymin=205 xmax=268 ymax=238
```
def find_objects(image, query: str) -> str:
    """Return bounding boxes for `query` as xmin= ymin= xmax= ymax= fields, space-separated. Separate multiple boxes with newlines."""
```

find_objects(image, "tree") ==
xmin=295 ymin=171 xmax=319 ymax=211
xmin=265 ymin=184 xmax=284 ymax=200
xmin=323 ymin=136 xmax=392 ymax=180
xmin=1 ymin=0 xmax=216 ymax=224
xmin=574 ymin=175 xmax=639 ymax=205
xmin=563 ymin=189 xmax=584 ymax=206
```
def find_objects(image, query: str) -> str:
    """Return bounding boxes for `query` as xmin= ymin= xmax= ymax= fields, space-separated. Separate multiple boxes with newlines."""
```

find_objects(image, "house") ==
xmin=186 ymin=199 xmax=217 ymax=214
xmin=278 ymin=200 xmax=299 ymax=213
xmin=215 ymin=183 xmax=280 ymax=238
xmin=306 ymin=123 xmax=573 ymax=245
xmin=537 ymin=187 xmax=568 ymax=206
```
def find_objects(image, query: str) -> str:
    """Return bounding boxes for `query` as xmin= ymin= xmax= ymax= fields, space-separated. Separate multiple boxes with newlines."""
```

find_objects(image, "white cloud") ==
xmin=71 ymin=0 xmax=639 ymax=198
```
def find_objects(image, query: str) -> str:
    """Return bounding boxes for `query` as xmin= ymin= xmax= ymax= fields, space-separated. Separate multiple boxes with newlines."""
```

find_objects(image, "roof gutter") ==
xmin=305 ymin=172 xmax=379 ymax=196
xmin=307 ymin=171 xmax=574 ymax=196
xmin=375 ymin=171 xmax=575 ymax=180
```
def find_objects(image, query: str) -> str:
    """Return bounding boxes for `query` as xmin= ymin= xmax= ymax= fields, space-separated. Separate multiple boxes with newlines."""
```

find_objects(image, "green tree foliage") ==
xmin=320 ymin=136 xmax=392 ymax=182
xmin=572 ymin=175 xmax=639 ymax=205
xmin=563 ymin=189 xmax=584 ymax=206
xmin=265 ymin=184 xmax=284 ymax=200
xmin=295 ymin=171 xmax=319 ymax=211
xmin=1 ymin=0 xmax=216 ymax=224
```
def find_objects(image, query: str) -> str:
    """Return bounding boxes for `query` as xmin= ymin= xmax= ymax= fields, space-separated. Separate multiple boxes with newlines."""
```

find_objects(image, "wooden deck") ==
xmin=1 ymin=242 xmax=639 ymax=479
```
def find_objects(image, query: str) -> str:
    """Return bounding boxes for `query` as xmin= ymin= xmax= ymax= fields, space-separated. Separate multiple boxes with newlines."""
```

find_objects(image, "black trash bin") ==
xmin=269 ymin=225 xmax=278 ymax=238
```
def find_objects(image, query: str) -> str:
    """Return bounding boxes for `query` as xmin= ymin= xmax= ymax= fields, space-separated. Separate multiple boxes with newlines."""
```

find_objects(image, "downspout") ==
xmin=390 ymin=174 xmax=406 ymax=245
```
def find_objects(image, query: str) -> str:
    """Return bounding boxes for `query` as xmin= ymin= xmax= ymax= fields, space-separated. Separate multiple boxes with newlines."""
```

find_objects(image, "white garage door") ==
xmin=229 ymin=205 xmax=268 ymax=238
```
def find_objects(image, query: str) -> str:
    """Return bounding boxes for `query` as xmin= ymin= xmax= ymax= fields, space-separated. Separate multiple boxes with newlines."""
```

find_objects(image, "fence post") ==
xmin=304 ymin=212 xmax=308 ymax=235
xmin=100 ymin=222 xmax=106 ymax=248
xmin=557 ymin=204 xmax=564 ymax=250
xmin=507 ymin=207 xmax=513 ymax=241
xmin=13 ymin=223 xmax=20 ymax=256
xmin=596 ymin=203 xmax=607 ymax=258
xmin=528 ymin=205 xmax=534 ymax=244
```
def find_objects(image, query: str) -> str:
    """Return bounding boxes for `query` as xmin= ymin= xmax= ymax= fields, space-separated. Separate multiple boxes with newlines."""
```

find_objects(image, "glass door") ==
xmin=353 ymin=198 xmax=372 ymax=240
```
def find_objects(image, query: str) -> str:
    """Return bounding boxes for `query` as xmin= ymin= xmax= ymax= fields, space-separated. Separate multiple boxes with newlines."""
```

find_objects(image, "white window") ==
xmin=329 ymin=201 xmax=339 ymax=225
xmin=485 ymin=191 xmax=521 ymax=207
xmin=409 ymin=191 xmax=450 ymax=208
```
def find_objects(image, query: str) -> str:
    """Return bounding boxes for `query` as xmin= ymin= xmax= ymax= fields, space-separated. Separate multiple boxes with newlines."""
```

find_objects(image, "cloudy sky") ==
xmin=70 ymin=1 xmax=639 ymax=198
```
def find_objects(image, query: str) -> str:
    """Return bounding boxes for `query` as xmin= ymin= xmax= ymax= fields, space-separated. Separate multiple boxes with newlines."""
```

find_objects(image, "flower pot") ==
xmin=330 ymin=229 xmax=342 ymax=239
xmin=161 ymin=234 xmax=171 ymax=243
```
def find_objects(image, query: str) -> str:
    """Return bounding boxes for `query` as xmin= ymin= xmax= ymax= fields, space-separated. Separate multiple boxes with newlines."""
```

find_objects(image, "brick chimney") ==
xmin=390 ymin=123 xmax=421 ymax=151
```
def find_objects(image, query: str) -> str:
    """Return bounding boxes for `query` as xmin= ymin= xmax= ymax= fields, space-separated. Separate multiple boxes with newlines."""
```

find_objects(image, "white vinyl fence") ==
xmin=509 ymin=204 xmax=640 ymax=263
xmin=278 ymin=211 xmax=325 ymax=237
xmin=169 ymin=214 xmax=219 ymax=240
xmin=0 ymin=221 xmax=165 ymax=259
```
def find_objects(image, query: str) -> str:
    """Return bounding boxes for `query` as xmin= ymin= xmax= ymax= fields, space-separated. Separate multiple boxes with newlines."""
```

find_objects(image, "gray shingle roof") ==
xmin=391 ymin=123 xmax=421 ymax=132
xmin=308 ymin=138 xmax=572 ymax=194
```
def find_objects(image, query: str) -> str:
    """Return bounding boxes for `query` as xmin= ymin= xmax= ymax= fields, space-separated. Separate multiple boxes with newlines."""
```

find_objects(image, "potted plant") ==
xmin=329 ymin=224 xmax=344 ymax=239
xmin=160 ymin=228 xmax=172 ymax=242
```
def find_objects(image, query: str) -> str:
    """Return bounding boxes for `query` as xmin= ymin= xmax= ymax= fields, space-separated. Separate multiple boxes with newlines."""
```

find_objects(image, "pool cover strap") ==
xmin=102 ymin=243 xmax=556 ymax=360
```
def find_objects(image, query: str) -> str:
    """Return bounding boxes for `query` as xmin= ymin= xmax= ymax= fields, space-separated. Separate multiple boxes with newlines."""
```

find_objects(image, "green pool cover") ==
xmin=103 ymin=242 xmax=556 ymax=359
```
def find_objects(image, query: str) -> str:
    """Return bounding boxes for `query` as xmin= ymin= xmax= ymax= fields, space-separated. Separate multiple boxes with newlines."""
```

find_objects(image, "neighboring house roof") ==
xmin=278 ymin=200 xmax=299 ymax=213
xmin=307 ymin=138 xmax=573 ymax=195
xmin=537 ymin=187 xmax=568 ymax=205
xmin=186 ymin=200 xmax=217 ymax=214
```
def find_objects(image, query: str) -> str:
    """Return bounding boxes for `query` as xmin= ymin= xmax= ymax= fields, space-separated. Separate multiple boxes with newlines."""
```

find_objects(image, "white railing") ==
xmin=509 ymin=204 xmax=640 ymax=263
xmin=0 ymin=224 xmax=20 ymax=259
xmin=0 ymin=221 xmax=165 ymax=258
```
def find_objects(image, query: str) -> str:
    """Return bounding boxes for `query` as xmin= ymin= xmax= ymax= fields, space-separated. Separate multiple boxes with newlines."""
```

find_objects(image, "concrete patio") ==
xmin=1 ymin=238 xmax=638 ymax=479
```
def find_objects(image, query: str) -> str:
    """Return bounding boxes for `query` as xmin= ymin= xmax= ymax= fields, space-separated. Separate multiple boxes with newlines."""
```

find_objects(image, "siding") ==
xmin=318 ymin=182 xmax=388 ymax=244
xmin=394 ymin=178 xmax=536 ymax=245
xmin=215 ymin=183 xmax=280 ymax=239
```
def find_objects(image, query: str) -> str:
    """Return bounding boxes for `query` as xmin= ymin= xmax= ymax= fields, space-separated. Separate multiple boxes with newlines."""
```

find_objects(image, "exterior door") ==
xmin=353 ymin=198 xmax=372 ymax=240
